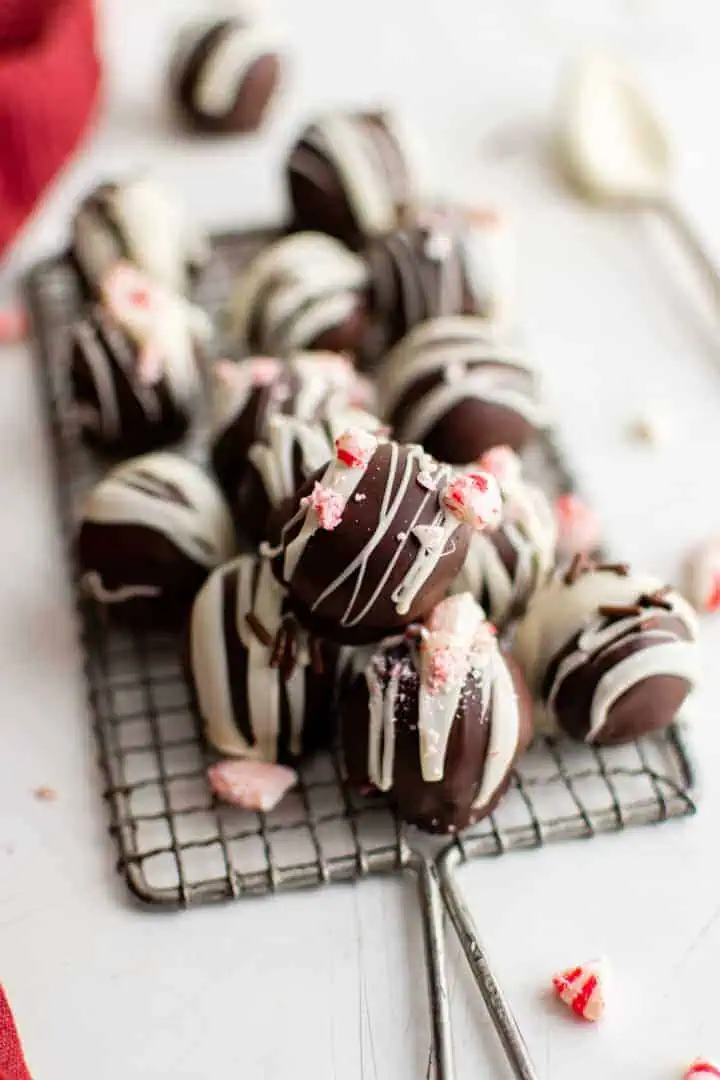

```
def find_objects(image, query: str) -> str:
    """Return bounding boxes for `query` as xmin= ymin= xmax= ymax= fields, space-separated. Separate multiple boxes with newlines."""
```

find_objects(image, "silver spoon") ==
xmin=555 ymin=51 xmax=720 ymax=306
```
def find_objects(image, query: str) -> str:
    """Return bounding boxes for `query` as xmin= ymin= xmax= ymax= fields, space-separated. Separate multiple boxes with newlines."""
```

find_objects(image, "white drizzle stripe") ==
xmin=513 ymin=569 xmax=698 ymax=695
xmin=82 ymin=572 xmax=161 ymax=604
xmin=247 ymin=415 xmax=331 ymax=508
xmin=191 ymin=554 xmax=312 ymax=763
xmin=281 ymin=444 xmax=372 ymax=583
xmin=418 ymin=595 xmax=490 ymax=781
xmin=190 ymin=557 xmax=249 ymax=757
xmin=587 ymin=640 xmax=699 ymax=742
xmin=82 ymin=453 xmax=235 ymax=569
xmin=471 ymin=647 xmax=520 ymax=809
xmin=228 ymin=232 xmax=367 ymax=353
xmin=453 ymin=477 xmax=556 ymax=627
xmin=193 ymin=22 xmax=280 ymax=117
xmin=108 ymin=179 xmax=209 ymax=293
xmin=302 ymin=117 xmax=399 ymax=236
xmin=395 ymin=365 xmax=543 ymax=446
xmin=366 ymin=658 xmax=401 ymax=791
xmin=377 ymin=315 xmax=531 ymax=415
xmin=73 ymin=322 xmax=121 ymax=439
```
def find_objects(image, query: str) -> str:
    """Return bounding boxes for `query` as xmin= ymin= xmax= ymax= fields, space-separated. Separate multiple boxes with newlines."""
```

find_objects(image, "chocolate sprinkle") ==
xmin=269 ymin=626 xmax=287 ymax=669
xmin=246 ymin=611 xmax=274 ymax=647
xmin=598 ymin=603 xmax=643 ymax=618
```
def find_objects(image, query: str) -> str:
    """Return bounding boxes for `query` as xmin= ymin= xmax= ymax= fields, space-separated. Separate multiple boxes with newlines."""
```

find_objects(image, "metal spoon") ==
xmin=555 ymin=51 xmax=720 ymax=305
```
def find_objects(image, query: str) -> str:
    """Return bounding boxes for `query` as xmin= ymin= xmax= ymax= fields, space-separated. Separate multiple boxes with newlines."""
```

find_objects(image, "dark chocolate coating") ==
xmin=340 ymin=644 xmax=532 ymax=833
xmin=69 ymin=308 xmax=195 ymax=458
xmin=188 ymin=558 xmax=337 ymax=763
xmin=364 ymin=222 xmax=478 ymax=354
xmin=542 ymin=613 xmax=694 ymax=745
xmin=211 ymin=361 xmax=371 ymax=543
xmin=270 ymin=442 xmax=471 ymax=645
xmin=171 ymin=18 xmax=282 ymax=136
xmin=392 ymin=369 xmax=536 ymax=465
xmin=287 ymin=113 xmax=413 ymax=251
xmin=77 ymin=522 xmax=210 ymax=627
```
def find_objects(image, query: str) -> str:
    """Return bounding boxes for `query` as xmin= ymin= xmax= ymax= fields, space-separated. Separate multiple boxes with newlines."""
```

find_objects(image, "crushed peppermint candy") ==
xmin=397 ymin=531 xmax=407 ymax=542
xmin=102 ymin=262 xmax=160 ymax=325
xmin=208 ymin=759 xmax=297 ymax=812
xmin=335 ymin=427 xmax=378 ymax=468
xmin=305 ymin=483 xmax=345 ymax=530
xmin=0 ymin=305 xmax=28 ymax=344
xmin=554 ymin=493 xmax=600 ymax=557
xmin=353 ymin=493 xmax=367 ymax=503
xmin=684 ymin=1060 xmax=720 ymax=1079
xmin=249 ymin=356 xmax=283 ymax=386
xmin=478 ymin=445 xmax=522 ymax=489
xmin=682 ymin=537 xmax=720 ymax=613
xmin=443 ymin=471 xmax=502 ymax=531
xmin=552 ymin=958 xmax=608 ymax=1022
xmin=425 ymin=644 xmax=463 ymax=692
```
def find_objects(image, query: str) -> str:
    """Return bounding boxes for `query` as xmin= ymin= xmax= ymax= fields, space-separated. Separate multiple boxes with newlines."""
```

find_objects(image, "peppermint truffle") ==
xmin=69 ymin=264 xmax=209 ymax=456
xmin=287 ymin=111 xmax=418 ymax=250
xmin=364 ymin=207 xmax=516 ymax=356
xmin=452 ymin=447 xmax=557 ymax=629
xmin=227 ymin=232 xmax=368 ymax=357
xmin=170 ymin=14 xmax=282 ymax=135
xmin=210 ymin=353 xmax=379 ymax=541
xmin=513 ymin=557 xmax=699 ymax=745
xmin=71 ymin=177 xmax=209 ymax=297
xmin=339 ymin=594 xmax=533 ymax=832
xmin=376 ymin=316 xmax=545 ymax=463
xmin=269 ymin=428 xmax=502 ymax=644
xmin=189 ymin=554 xmax=336 ymax=762
xmin=78 ymin=453 xmax=235 ymax=622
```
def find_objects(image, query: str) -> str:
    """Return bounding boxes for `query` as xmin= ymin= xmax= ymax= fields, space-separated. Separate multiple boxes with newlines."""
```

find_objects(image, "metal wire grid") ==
xmin=24 ymin=233 xmax=697 ymax=910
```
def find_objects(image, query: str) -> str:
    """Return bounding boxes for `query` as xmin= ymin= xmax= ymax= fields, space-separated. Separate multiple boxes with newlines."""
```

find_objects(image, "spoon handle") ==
xmin=654 ymin=196 xmax=720 ymax=306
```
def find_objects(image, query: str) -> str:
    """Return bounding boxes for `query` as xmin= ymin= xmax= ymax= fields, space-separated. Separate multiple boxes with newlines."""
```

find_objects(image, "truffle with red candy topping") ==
xmin=71 ymin=177 xmax=208 ymax=297
xmin=339 ymin=593 xmax=533 ymax=832
xmin=268 ymin=429 xmax=502 ymax=644
xmin=69 ymin=264 xmax=210 ymax=456
xmin=209 ymin=353 xmax=381 ymax=544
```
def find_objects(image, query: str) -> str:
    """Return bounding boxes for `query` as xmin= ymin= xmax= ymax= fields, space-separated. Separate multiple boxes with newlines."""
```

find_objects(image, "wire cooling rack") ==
xmin=24 ymin=232 xmax=697 ymax=911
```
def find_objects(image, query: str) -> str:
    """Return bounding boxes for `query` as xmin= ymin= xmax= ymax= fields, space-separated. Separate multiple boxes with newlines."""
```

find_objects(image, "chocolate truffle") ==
xmin=78 ymin=452 xmax=235 ymax=622
xmin=364 ymin=207 xmax=516 ymax=357
xmin=339 ymin=594 xmax=533 ymax=832
xmin=71 ymin=176 xmax=209 ymax=296
xmin=452 ymin=447 xmax=557 ymax=629
xmin=189 ymin=554 xmax=336 ymax=762
xmin=287 ymin=111 xmax=418 ymax=250
xmin=69 ymin=264 xmax=210 ymax=456
xmin=227 ymin=232 xmax=368 ymax=357
xmin=169 ymin=14 xmax=282 ymax=135
xmin=513 ymin=557 xmax=699 ymax=745
xmin=210 ymin=352 xmax=377 ymax=528
xmin=376 ymin=315 xmax=545 ymax=464
xmin=269 ymin=428 xmax=502 ymax=644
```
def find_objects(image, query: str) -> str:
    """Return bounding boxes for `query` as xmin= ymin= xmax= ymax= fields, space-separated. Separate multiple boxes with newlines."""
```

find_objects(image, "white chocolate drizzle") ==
xmin=190 ymin=554 xmax=315 ymax=762
xmin=377 ymin=315 xmax=544 ymax=446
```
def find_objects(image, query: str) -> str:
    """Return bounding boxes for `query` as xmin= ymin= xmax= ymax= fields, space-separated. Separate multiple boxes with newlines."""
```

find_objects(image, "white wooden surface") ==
xmin=3 ymin=2 xmax=720 ymax=1077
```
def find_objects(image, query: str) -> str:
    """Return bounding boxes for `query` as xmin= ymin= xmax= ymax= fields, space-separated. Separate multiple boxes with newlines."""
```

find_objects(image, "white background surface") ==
xmin=2 ymin=1 xmax=720 ymax=1077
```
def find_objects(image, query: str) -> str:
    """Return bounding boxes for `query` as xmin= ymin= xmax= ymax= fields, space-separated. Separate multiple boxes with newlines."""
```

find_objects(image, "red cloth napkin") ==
xmin=0 ymin=987 xmax=31 ymax=1080
xmin=0 ymin=0 xmax=101 ymax=257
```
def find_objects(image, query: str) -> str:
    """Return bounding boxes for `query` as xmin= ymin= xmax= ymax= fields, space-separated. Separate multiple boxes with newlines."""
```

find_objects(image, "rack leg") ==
xmin=409 ymin=852 xmax=456 ymax=1080
xmin=437 ymin=847 xmax=538 ymax=1080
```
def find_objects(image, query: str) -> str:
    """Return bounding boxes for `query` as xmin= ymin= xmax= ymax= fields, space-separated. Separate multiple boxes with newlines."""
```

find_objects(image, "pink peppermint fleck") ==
xmin=208 ymin=759 xmax=298 ymax=812
xmin=308 ymin=482 xmax=345 ymax=530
